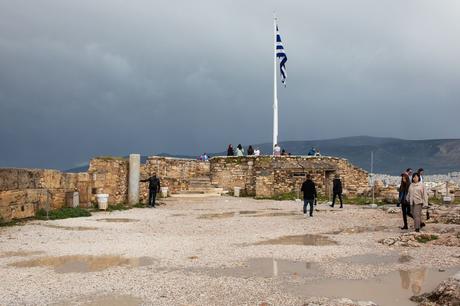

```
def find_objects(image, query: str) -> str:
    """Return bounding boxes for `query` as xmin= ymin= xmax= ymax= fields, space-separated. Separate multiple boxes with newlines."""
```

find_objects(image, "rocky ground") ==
xmin=0 ymin=197 xmax=459 ymax=306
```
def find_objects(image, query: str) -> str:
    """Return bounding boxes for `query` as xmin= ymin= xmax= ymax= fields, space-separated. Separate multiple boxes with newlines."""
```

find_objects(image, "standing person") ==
xmin=247 ymin=145 xmax=254 ymax=156
xmin=417 ymin=168 xmax=424 ymax=183
xmin=301 ymin=174 xmax=317 ymax=217
xmin=140 ymin=174 xmax=161 ymax=208
xmin=399 ymin=172 xmax=413 ymax=229
xmin=236 ymin=144 xmax=244 ymax=156
xmin=407 ymin=168 xmax=413 ymax=182
xmin=273 ymin=144 xmax=281 ymax=156
xmin=330 ymin=174 xmax=343 ymax=208
xmin=227 ymin=144 xmax=234 ymax=156
xmin=406 ymin=173 xmax=428 ymax=232
xmin=254 ymin=147 xmax=261 ymax=156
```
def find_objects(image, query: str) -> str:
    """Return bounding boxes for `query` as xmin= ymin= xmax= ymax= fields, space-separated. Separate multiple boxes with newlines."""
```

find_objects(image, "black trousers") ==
xmin=401 ymin=203 xmax=413 ymax=227
xmin=148 ymin=190 xmax=157 ymax=207
xmin=332 ymin=193 xmax=343 ymax=207
xmin=303 ymin=198 xmax=314 ymax=216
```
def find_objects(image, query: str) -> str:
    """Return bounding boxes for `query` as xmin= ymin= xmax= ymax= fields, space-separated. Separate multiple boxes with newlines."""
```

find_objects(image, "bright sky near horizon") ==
xmin=1 ymin=0 xmax=459 ymax=169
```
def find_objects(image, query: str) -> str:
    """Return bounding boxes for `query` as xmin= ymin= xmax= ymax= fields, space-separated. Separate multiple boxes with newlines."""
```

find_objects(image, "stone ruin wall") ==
xmin=210 ymin=156 xmax=369 ymax=198
xmin=0 ymin=155 xmax=370 ymax=221
xmin=140 ymin=157 xmax=210 ymax=202
xmin=0 ymin=168 xmax=91 ymax=221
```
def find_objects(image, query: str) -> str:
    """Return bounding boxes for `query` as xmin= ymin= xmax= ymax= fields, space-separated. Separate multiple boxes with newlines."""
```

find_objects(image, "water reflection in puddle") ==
xmin=10 ymin=255 xmax=155 ymax=273
xmin=286 ymin=267 xmax=458 ymax=306
xmin=203 ymin=258 xmax=321 ymax=279
xmin=96 ymin=218 xmax=139 ymax=223
xmin=339 ymin=254 xmax=413 ymax=265
xmin=255 ymin=234 xmax=337 ymax=246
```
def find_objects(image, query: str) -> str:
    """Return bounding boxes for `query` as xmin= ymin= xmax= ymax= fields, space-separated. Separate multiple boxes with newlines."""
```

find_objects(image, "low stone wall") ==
xmin=140 ymin=157 xmax=210 ymax=202
xmin=1 ymin=154 xmax=370 ymax=220
xmin=88 ymin=157 xmax=129 ymax=204
xmin=210 ymin=156 xmax=369 ymax=198
xmin=0 ymin=168 xmax=91 ymax=221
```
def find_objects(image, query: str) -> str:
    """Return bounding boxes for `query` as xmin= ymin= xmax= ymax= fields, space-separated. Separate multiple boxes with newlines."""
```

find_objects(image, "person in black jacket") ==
xmin=301 ymin=174 xmax=317 ymax=217
xmin=227 ymin=144 xmax=234 ymax=156
xmin=330 ymin=174 xmax=343 ymax=208
xmin=140 ymin=174 xmax=161 ymax=208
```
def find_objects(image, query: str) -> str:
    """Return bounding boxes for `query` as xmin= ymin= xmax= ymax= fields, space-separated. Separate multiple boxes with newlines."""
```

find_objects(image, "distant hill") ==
xmin=65 ymin=136 xmax=460 ymax=175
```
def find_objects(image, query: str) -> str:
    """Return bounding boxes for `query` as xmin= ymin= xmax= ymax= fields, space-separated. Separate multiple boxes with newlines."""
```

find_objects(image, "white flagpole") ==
xmin=273 ymin=14 xmax=278 ymax=149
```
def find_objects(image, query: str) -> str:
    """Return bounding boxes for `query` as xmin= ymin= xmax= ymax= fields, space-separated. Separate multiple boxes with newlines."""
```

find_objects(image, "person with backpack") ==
xmin=140 ymin=173 xmax=161 ymax=208
xmin=301 ymin=174 xmax=317 ymax=217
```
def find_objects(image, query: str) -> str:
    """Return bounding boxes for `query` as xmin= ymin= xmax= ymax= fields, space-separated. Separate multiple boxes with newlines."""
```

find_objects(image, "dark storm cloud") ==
xmin=1 ymin=0 xmax=459 ymax=169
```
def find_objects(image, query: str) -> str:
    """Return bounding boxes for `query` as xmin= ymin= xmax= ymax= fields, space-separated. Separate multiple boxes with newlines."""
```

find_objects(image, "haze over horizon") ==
xmin=1 ymin=1 xmax=460 ymax=169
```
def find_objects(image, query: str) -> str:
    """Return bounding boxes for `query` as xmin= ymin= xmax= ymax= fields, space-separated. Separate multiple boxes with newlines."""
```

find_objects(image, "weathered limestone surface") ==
xmin=88 ymin=158 xmax=128 ymax=204
xmin=411 ymin=272 xmax=460 ymax=306
xmin=0 ymin=168 xmax=92 ymax=221
xmin=210 ymin=156 xmax=369 ymax=198
xmin=1 ymin=155 xmax=370 ymax=220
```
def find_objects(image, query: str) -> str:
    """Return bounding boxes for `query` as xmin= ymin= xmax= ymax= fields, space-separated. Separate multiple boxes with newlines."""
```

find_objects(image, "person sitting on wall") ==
xmin=140 ymin=173 xmax=161 ymax=208
xmin=307 ymin=147 xmax=316 ymax=156
xmin=236 ymin=144 xmax=245 ymax=156
xmin=315 ymin=149 xmax=322 ymax=156
xmin=254 ymin=147 xmax=261 ymax=156
xmin=273 ymin=144 xmax=281 ymax=156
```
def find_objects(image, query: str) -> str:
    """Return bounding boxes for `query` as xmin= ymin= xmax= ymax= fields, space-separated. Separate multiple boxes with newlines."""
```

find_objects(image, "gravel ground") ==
xmin=0 ymin=196 xmax=459 ymax=306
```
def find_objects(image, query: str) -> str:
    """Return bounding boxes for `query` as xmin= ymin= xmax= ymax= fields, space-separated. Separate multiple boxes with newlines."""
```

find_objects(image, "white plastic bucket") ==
xmin=96 ymin=194 xmax=109 ymax=210
xmin=234 ymin=187 xmax=241 ymax=197
xmin=160 ymin=187 xmax=169 ymax=198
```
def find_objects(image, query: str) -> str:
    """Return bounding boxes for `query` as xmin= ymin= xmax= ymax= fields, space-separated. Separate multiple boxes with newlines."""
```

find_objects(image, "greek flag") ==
xmin=276 ymin=25 xmax=287 ymax=86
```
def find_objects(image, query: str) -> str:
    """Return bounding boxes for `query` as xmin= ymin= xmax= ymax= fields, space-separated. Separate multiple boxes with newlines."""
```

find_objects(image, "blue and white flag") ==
xmin=276 ymin=25 xmax=287 ymax=86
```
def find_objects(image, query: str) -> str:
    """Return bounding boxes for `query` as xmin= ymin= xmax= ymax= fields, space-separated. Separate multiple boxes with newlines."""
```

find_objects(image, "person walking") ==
xmin=236 ymin=144 xmax=244 ymax=156
xmin=330 ymin=174 xmax=343 ymax=208
xmin=406 ymin=173 xmax=428 ymax=232
xmin=227 ymin=144 xmax=234 ymax=156
xmin=301 ymin=174 xmax=317 ymax=217
xmin=399 ymin=170 xmax=413 ymax=229
xmin=140 ymin=174 xmax=161 ymax=208
xmin=247 ymin=145 xmax=254 ymax=156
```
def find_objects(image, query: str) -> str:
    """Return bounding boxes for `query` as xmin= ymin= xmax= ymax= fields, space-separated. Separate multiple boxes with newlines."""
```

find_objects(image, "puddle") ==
xmin=326 ymin=226 xmax=389 ymax=235
xmin=339 ymin=254 xmax=413 ymax=265
xmin=9 ymin=255 xmax=155 ymax=273
xmin=202 ymin=258 xmax=321 ymax=279
xmin=286 ymin=267 xmax=459 ymax=306
xmin=96 ymin=218 xmax=139 ymax=223
xmin=0 ymin=251 xmax=45 ymax=258
xmin=198 ymin=212 xmax=235 ymax=219
xmin=255 ymin=234 xmax=338 ymax=246
xmin=43 ymin=224 xmax=98 ymax=231
xmin=239 ymin=211 xmax=258 ymax=215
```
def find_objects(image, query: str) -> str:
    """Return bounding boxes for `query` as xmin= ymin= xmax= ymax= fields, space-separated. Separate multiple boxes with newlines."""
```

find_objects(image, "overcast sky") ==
xmin=1 ymin=0 xmax=460 ymax=169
